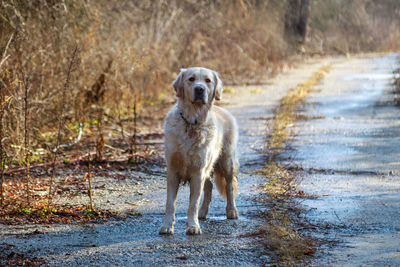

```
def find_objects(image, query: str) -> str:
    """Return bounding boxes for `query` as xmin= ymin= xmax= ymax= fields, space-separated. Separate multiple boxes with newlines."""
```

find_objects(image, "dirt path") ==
xmin=285 ymin=53 xmax=400 ymax=266
xmin=0 ymin=58 xmax=333 ymax=266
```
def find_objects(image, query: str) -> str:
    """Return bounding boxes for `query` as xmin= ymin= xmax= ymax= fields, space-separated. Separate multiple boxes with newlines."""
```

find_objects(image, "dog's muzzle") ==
xmin=194 ymin=85 xmax=206 ymax=103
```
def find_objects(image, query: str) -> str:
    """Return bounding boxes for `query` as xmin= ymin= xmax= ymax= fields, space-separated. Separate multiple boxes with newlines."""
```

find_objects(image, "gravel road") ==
xmin=0 ymin=58 xmax=332 ymax=266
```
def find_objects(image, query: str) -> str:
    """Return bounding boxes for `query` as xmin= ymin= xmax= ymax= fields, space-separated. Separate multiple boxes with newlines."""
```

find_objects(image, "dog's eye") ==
xmin=189 ymin=77 xmax=195 ymax=82
xmin=205 ymin=78 xmax=211 ymax=83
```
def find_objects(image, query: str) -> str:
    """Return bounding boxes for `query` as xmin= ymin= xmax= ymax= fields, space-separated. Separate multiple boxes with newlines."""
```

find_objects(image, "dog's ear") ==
xmin=213 ymin=71 xmax=223 ymax=101
xmin=172 ymin=68 xmax=186 ymax=98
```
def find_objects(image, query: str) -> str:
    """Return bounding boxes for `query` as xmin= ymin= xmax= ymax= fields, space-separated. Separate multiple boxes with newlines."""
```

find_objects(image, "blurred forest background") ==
xmin=1 ymin=0 xmax=400 ymax=212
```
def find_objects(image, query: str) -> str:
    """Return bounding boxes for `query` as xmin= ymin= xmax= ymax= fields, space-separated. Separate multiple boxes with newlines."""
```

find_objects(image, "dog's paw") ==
xmin=198 ymin=209 xmax=208 ymax=221
xmin=159 ymin=226 xmax=174 ymax=235
xmin=226 ymin=207 xmax=239 ymax=219
xmin=186 ymin=225 xmax=202 ymax=235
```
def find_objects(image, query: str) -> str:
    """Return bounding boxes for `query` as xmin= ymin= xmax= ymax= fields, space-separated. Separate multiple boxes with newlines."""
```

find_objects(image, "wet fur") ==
xmin=159 ymin=67 xmax=239 ymax=235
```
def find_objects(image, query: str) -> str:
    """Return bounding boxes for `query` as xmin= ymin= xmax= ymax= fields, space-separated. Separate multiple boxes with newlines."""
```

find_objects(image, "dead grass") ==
xmin=309 ymin=0 xmax=400 ymax=54
xmin=266 ymin=65 xmax=332 ymax=153
xmin=0 ymin=0 xmax=290 ymax=168
xmin=258 ymin=64 xmax=333 ymax=266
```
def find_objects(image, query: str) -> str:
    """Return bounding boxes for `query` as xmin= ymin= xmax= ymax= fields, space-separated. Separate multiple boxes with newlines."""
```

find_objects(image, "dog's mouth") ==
xmin=192 ymin=95 xmax=207 ymax=105
xmin=192 ymin=98 xmax=206 ymax=105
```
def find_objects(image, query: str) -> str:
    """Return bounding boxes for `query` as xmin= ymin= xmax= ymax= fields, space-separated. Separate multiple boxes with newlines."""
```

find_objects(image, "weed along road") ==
xmin=285 ymin=53 xmax=400 ymax=266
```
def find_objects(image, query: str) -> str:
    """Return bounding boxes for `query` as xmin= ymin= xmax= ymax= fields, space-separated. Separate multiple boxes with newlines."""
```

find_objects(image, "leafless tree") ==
xmin=48 ymin=45 xmax=78 ymax=208
xmin=22 ymin=75 xmax=31 ymax=207
xmin=284 ymin=0 xmax=311 ymax=46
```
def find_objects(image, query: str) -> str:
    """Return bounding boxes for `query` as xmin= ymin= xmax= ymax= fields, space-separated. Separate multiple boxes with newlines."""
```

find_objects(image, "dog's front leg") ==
xmin=159 ymin=172 xmax=179 ymax=235
xmin=186 ymin=174 xmax=205 ymax=235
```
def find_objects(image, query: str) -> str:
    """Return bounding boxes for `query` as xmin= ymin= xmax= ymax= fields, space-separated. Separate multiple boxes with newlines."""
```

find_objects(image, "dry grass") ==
xmin=266 ymin=65 xmax=332 ymax=153
xmin=309 ymin=0 xmax=400 ymax=54
xmin=0 ymin=0 xmax=290 ymax=168
xmin=258 ymin=64 xmax=333 ymax=266
xmin=258 ymin=162 xmax=315 ymax=266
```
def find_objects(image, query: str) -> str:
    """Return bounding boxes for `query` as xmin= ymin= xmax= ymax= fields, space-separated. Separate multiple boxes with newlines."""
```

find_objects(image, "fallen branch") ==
xmin=4 ymin=152 xmax=97 ymax=175
xmin=56 ymin=123 xmax=83 ymax=150
xmin=0 ymin=33 xmax=14 ymax=70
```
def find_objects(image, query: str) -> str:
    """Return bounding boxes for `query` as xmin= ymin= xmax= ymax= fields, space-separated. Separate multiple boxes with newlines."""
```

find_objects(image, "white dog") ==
xmin=159 ymin=67 xmax=239 ymax=235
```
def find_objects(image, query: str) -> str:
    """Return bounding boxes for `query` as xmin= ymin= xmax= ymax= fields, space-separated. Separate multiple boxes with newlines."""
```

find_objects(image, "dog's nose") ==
xmin=195 ymin=86 xmax=205 ymax=94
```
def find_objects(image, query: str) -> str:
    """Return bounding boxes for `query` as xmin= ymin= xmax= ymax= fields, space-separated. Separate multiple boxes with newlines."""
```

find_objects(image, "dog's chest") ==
xmin=173 ymin=127 xmax=218 ymax=178
xmin=185 ymin=125 xmax=202 ymax=139
xmin=164 ymin=109 xmax=221 ymax=177
xmin=174 ymin=122 xmax=217 ymax=161
xmin=179 ymin=125 xmax=212 ymax=153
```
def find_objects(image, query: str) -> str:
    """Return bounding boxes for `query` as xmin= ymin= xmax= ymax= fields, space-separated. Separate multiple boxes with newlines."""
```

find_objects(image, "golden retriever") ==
xmin=159 ymin=67 xmax=239 ymax=235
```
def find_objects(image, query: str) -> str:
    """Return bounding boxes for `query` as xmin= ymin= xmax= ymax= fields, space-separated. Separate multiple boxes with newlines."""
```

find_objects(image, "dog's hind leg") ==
xmin=159 ymin=171 xmax=179 ymax=235
xmin=198 ymin=178 xmax=213 ymax=220
xmin=224 ymin=158 xmax=239 ymax=219
xmin=225 ymin=175 xmax=238 ymax=219
xmin=214 ymin=157 xmax=239 ymax=219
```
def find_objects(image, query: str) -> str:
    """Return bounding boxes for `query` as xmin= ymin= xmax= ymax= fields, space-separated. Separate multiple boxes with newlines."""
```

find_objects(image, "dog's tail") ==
xmin=215 ymin=171 xmax=238 ymax=199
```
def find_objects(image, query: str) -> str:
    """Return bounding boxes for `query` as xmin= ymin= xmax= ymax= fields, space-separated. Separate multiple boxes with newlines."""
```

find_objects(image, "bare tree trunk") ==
xmin=298 ymin=0 xmax=311 ymax=45
xmin=284 ymin=0 xmax=311 ymax=46
xmin=284 ymin=0 xmax=301 ymax=42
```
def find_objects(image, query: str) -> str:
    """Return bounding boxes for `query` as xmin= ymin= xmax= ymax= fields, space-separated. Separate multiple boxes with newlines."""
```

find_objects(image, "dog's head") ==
xmin=172 ymin=67 xmax=222 ymax=105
